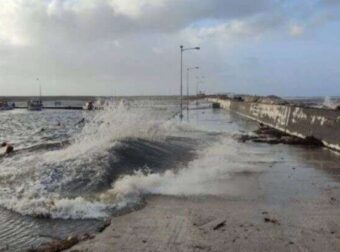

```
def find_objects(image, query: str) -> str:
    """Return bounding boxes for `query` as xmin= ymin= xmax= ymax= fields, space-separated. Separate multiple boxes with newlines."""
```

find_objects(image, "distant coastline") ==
xmin=0 ymin=95 xmax=181 ymax=101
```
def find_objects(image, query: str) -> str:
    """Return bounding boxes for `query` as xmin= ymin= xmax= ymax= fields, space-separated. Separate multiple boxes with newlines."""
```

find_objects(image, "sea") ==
xmin=0 ymin=96 xmax=339 ymax=251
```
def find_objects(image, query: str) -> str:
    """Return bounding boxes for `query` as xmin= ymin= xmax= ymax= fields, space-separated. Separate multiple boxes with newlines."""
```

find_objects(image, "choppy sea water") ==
xmin=0 ymin=97 xmax=339 ymax=251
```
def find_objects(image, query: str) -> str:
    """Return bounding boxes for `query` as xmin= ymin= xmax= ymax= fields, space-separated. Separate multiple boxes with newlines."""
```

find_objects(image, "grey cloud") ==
xmin=0 ymin=0 xmax=339 ymax=96
xmin=16 ymin=0 xmax=273 ymax=44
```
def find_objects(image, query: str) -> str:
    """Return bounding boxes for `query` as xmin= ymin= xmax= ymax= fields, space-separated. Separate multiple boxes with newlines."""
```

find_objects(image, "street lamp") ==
xmin=186 ymin=66 xmax=199 ymax=111
xmin=180 ymin=45 xmax=200 ymax=120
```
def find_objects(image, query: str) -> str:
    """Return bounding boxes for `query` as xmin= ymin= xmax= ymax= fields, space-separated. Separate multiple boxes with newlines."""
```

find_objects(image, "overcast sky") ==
xmin=0 ymin=0 xmax=339 ymax=96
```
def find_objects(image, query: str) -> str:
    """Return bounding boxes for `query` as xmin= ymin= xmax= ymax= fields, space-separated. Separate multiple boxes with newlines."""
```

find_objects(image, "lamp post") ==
xmin=186 ymin=66 xmax=199 ymax=111
xmin=180 ymin=45 xmax=200 ymax=120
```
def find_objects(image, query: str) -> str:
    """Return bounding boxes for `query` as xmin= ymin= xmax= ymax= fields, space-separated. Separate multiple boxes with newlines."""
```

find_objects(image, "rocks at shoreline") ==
xmin=214 ymin=94 xmax=289 ymax=105
xmin=28 ymin=236 xmax=79 ymax=252
xmin=242 ymin=95 xmax=288 ymax=105
xmin=28 ymin=219 xmax=111 ymax=252
xmin=28 ymin=232 xmax=97 ymax=252
xmin=238 ymin=124 xmax=324 ymax=147
xmin=97 ymin=219 xmax=111 ymax=232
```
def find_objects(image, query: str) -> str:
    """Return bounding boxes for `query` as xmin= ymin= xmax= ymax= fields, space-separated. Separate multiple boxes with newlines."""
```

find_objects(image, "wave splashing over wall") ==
xmin=109 ymin=135 xmax=275 ymax=200
xmin=0 ymin=100 xmax=190 ymax=219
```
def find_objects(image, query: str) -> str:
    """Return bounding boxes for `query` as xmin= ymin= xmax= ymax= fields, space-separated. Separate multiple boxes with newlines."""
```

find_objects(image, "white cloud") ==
xmin=0 ymin=0 xmax=39 ymax=46
xmin=182 ymin=13 xmax=285 ymax=46
xmin=108 ymin=0 xmax=166 ymax=18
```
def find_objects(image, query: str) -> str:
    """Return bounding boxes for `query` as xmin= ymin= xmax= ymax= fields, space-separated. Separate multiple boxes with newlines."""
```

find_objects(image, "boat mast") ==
xmin=36 ymin=77 xmax=42 ymax=102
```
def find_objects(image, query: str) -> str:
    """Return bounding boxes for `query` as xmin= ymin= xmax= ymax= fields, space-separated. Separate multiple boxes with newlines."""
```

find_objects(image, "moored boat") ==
xmin=27 ymin=100 xmax=43 ymax=111
xmin=0 ymin=101 xmax=14 ymax=111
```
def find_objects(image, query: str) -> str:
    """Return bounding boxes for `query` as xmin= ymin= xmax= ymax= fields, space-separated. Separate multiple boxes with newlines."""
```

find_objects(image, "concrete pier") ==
xmin=209 ymin=98 xmax=340 ymax=151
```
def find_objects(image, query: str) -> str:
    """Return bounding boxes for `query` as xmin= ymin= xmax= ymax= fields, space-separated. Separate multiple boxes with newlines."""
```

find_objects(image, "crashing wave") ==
xmin=0 ymin=100 xmax=183 ymax=219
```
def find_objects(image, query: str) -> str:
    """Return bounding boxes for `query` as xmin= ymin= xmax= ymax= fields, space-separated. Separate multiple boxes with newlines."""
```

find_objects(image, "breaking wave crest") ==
xmin=323 ymin=96 xmax=339 ymax=109
xmin=107 ymin=135 xmax=275 ymax=200
xmin=0 ymin=101 xmax=191 ymax=219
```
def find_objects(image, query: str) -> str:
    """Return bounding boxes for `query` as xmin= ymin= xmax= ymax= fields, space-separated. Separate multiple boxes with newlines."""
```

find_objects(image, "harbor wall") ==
xmin=209 ymin=98 xmax=340 ymax=151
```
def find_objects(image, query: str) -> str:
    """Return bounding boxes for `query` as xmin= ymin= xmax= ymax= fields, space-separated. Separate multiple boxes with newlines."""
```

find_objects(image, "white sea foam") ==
xmin=0 ymin=100 xmax=182 ymax=219
xmin=107 ymin=136 xmax=274 ymax=199
xmin=44 ymin=100 xmax=176 ymax=162
xmin=323 ymin=96 xmax=338 ymax=109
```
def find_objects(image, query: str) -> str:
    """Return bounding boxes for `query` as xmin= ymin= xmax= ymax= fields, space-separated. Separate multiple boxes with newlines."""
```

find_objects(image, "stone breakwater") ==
xmin=208 ymin=97 xmax=340 ymax=151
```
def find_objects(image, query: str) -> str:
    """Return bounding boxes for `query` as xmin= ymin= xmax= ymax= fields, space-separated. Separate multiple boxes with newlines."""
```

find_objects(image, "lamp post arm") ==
xmin=182 ymin=47 xmax=200 ymax=51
